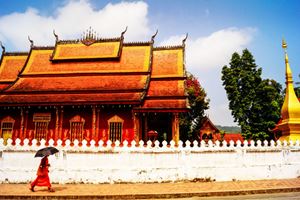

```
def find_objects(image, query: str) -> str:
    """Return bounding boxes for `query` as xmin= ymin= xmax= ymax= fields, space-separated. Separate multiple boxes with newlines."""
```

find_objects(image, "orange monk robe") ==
xmin=31 ymin=156 xmax=51 ymax=188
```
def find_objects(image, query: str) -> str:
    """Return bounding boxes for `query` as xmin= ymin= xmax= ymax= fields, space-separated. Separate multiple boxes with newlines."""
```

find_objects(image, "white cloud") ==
xmin=160 ymin=27 xmax=256 ymax=71
xmin=160 ymin=28 xmax=256 ymax=126
xmin=0 ymin=0 xmax=150 ymax=51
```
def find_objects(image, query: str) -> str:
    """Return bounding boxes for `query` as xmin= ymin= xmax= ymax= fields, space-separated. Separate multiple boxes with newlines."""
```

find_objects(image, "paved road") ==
xmin=160 ymin=192 xmax=300 ymax=200
xmin=1 ymin=179 xmax=300 ymax=199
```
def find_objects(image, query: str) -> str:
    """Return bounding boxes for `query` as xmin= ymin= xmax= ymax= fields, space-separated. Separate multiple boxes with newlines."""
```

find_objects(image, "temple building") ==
xmin=198 ymin=116 xmax=243 ymax=143
xmin=199 ymin=117 xmax=220 ymax=142
xmin=275 ymin=40 xmax=300 ymax=141
xmin=0 ymin=28 xmax=189 ymax=145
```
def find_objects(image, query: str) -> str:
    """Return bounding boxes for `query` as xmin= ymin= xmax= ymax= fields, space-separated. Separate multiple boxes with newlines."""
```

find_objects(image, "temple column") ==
xmin=96 ymin=108 xmax=100 ymax=142
xmin=133 ymin=113 xmax=140 ymax=142
xmin=20 ymin=108 xmax=24 ymax=140
xmin=55 ymin=107 xmax=59 ymax=141
xmin=24 ymin=110 xmax=29 ymax=139
xmin=92 ymin=105 xmax=96 ymax=141
xmin=144 ymin=114 xmax=148 ymax=141
xmin=59 ymin=107 xmax=64 ymax=140
xmin=172 ymin=113 xmax=179 ymax=145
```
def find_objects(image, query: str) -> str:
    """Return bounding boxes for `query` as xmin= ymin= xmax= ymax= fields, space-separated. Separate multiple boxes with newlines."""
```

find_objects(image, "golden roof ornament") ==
xmin=81 ymin=27 xmax=97 ymax=46
xmin=282 ymin=38 xmax=287 ymax=49
xmin=282 ymin=38 xmax=289 ymax=64
xmin=278 ymin=38 xmax=300 ymax=141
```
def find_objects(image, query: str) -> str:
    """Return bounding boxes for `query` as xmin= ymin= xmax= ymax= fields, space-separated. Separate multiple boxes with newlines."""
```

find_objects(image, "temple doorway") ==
xmin=141 ymin=113 xmax=172 ymax=143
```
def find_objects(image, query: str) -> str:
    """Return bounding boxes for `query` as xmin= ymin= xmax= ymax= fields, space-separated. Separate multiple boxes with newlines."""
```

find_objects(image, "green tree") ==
xmin=180 ymin=72 xmax=209 ymax=141
xmin=221 ymin=49 xmax=283 ymax=141
xmin=295 ymin=74 xmax=300 ymax=98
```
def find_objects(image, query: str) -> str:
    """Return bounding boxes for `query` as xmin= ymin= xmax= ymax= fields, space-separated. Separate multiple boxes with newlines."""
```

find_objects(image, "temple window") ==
xmin=33 ymin=113 xmax=51 ymax=141
xmin=1 ymin=116 xmax=15 ymax=145
xmin=69 ymin=115 xmax=85 ymax=142
xmin=108 ymin=115 xmax=124 ymax=142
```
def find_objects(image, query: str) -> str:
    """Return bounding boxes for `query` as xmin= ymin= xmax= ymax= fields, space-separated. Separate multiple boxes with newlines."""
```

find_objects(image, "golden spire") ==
xmin=278 ymin=39 xmax=300 ymax=141
xmin=282 ymin=39 xmax=293 ymax=84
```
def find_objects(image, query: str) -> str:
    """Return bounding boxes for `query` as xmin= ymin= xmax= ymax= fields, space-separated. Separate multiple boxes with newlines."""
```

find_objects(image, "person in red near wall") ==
xmin=30 ymin=155 xmax=54 ymax=192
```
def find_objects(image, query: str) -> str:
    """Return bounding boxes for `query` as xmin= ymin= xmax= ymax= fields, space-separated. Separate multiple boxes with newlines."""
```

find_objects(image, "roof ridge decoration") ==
xmin=3 ymin=52 xmax=29 ymax=56
xmin=121 ymin=26 xmax=128 ymax=40
xmin=28 ymin=36 xmax=34 ymax=48
xmin=151 ymin=30 xmax=158 ymax=43
xmin=0 ymin=41 xmax=5 ymax=53
xmin=123 ymin=42 xmax=152 ymax=46
xmin=81 ymin=27 xmax=98 ymax=46
xmin=153 ymin=33 xmax=188 ymax=50
xmin=153 ymin=45 xmax=184 ymax=50
xmin=182 ymin=33 xmax=188 ymax=47
xmin=53 ymin=30 xmax=59 ymax=42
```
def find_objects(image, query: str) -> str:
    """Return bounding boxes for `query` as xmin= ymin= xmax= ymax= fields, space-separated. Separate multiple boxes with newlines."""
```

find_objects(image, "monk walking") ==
xmin=30 ymin=155 xmax=54 ymax=192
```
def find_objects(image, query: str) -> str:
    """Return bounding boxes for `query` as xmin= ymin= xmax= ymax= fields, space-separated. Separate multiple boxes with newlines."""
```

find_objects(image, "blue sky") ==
xmin=0 ymin=0 xmax=299 ymax=126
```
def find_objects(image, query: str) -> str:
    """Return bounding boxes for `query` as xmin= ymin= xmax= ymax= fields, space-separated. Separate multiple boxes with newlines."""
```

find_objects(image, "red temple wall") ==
xmin=24 ymin=108 xmax=56 ymax=141
xmin=98 ymin=108 xmax=134 ymax=142
xmin=62 ymin=107 xmax=93 ymax=141
xmin=0 ymin=109 xmax=21 ymax=141
xmin=1 ymin=107 xmax=135 ymax=143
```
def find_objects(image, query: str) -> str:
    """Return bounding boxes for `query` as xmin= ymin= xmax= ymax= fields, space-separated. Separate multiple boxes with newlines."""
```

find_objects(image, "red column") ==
xmin=20 ymin=108 xmax=24 ymax=140
xmin=172 ymin=113 xmax=179 ymax=145
xmin=55 ymin=107 xmax=59 ymax=142
xmin=96 ymin=108 xmax=100 ymax=142
xmin=133 ymin=113 xmax=140 ymax=142
xmin=24 ymin=110 xmax=28 ymax=139
xmin=92 ymin=105 xmax=96 ymax=142
xmin=59 ymin=107 xmax=64 ymax=141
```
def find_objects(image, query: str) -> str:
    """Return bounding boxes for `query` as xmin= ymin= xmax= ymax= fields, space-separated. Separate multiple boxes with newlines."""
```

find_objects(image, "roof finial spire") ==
xmin=28 ymin=36 xmax=34 ymax=48
xmin=182 ymin=33 xmax=188 ymax=46
xmin=151 ymin=29 xmax=158 ymax=43
xmin=0 ymin=41 xmax=5 ymax=53
xmin=121 ymin=26 xmax=128 ymax=39
xmin=282 ymin=38 xmax=289 ymax=64
xmin=53 ymin=30 xmax=59 ymax=42
xmin=88 ymin=26 xmax=92 ymax=39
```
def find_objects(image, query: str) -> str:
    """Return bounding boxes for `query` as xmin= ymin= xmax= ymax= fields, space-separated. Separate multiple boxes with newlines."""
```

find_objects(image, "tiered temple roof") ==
xmin=135 ymin=47 xmax=187 ymax=112
xmin=0 ymin=29 xmax=188 ymax=112
xmin=0 ymin=51 xmax=28 ymax=91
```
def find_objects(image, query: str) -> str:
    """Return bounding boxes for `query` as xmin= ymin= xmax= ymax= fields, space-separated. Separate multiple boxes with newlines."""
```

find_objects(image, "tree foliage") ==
xmin=179 ymin=72 xmax=209 ymax=141
xmin=221 ymin=49 xmax=283 ymax=140
xmin=295 ymin=74 xmax=300 ymax=98
xmin=215 ymin=125 xmax=241 ymax=133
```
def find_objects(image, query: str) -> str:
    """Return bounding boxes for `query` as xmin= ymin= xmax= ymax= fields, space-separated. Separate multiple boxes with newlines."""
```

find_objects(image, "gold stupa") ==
xmin=277 ymin=39 xmax=300 ymax=141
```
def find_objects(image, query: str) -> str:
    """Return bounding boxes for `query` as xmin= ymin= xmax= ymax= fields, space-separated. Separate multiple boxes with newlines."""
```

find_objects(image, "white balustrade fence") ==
xmin=0 ymin=138 xmax=300 ymax=183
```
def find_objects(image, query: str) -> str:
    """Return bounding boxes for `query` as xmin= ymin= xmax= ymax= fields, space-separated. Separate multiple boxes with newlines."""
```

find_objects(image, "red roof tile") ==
xmin=140 ymin=48 xmax=188 ymax=111
xmin=152 ymin=48 xmax=184 ymax=78
xmin=51 ymin=40 xmax=121 ymax=60
xmin=141 ymin=99 xmax=188 ymax=109
xmin=0 ymin=37 xmax=188 ymax=111
xmin=214 ymin=133 xmax=244 ymax=143
xmin=7 ymin=75 xmax=148 ymax=92
xmin=24 ymin=47 xmax=151 ymax=74
xmin=147 ymin=80 xmax=185 ymax=97
xmin=0 ymin=92 xmax=142 ymax=106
